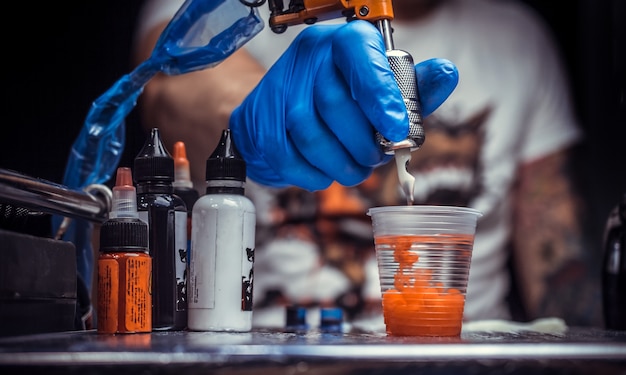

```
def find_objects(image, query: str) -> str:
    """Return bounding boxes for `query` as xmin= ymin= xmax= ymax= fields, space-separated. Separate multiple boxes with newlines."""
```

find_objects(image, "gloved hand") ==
xmin=230 ymin=20 xmax=458 ymax=191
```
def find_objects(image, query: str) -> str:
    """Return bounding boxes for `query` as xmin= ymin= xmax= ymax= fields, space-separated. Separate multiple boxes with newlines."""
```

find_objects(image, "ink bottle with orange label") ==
xmin=97 ymin=167 xmax=152 ymax=334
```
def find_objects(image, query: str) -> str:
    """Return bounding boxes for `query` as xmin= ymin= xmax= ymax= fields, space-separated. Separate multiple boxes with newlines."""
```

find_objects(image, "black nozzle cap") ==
xmin=206 ymin=129 xmax=246 ymax=182
xmin=134 ymin=128 xmax=174 ymax=183
xmin=100 ymin=218 xmax=148 ymax=252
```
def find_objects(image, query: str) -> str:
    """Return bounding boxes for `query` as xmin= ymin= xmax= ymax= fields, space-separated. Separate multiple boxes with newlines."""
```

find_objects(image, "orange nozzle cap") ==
xmin=114 ymin=167 xmax=134 ymax=191
xmin=110 ymin=167 xmax=138 ymax=219
xmin=173 ymin=141 xmax=193 ymax=188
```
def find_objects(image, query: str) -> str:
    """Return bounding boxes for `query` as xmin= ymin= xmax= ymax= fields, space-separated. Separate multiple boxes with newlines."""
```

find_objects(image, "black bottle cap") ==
xmin=205 ymin=129 xmax=246 ymax=182
xmin=134 ymin=128 xmax=174 ymax=183
xmin=100 ymin=218 xmax=148 ymax=252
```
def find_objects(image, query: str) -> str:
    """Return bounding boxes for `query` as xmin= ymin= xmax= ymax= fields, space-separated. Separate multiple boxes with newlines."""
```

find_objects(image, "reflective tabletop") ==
xmin=0 ymin=326 xmax=625 ymax=375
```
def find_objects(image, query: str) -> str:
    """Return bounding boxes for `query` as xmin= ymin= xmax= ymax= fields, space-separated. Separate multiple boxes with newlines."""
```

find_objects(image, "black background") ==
xmin=1 ymin=0 xmax=624 ymax=245
xmin=1 ymin=2 xmax=145 ymax=184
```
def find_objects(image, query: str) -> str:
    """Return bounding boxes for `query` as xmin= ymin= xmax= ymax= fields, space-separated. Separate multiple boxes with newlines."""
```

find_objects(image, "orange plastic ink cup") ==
xmin=368 ymin=206 xmax=482 ymax=337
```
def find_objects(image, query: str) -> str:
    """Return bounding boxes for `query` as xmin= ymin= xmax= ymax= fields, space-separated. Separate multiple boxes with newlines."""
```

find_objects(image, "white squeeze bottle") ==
xmin=188 ymin=129 xmax=256 ymax=331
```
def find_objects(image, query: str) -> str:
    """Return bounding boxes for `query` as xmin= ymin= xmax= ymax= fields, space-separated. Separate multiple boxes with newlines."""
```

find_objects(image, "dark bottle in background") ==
xmin=134 ymin=128 xmax=188 ymax=331
xmin=285 ymin=305 xmax=309 ymax=333
xmin=173 ymin=141 xmax=200 ymax=254
xmin=602 ymin=192 xmax=626 ymax=330
xmin=319 ymin=307 xmax=344 ymax=333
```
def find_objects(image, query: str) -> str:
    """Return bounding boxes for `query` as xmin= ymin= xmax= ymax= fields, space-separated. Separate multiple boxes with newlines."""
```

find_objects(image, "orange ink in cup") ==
xmin=375 ymin=234 xmax=473 ymax=336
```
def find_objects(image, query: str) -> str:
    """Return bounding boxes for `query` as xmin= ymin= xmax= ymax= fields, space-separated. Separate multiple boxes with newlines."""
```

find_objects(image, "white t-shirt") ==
xmin=137 ymin=0 xmax=582 ymax=323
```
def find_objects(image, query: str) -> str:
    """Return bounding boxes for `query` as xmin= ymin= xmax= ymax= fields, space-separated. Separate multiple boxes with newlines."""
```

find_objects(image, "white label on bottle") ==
xmin=189 ymin=207 xmax=219 ymax=309
xmin=175 ymin=211 xmax=187 ymax=311
xmin=241 ymin=211 xmax=255 ymax=311
xmin=189 ymin=198 xmax=256 ymax=312
xmin=138 ymin=211 xmax=149 ymax=241
xmin=138 ymin=209 xmax=187 ymax=311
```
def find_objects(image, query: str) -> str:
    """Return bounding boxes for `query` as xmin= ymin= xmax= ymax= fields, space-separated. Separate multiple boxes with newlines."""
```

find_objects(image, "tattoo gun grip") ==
xmin=377 ymin=49 xmax=425 ymax=154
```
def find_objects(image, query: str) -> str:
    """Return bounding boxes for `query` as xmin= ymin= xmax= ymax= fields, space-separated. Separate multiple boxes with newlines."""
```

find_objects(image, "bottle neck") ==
xmin=136 ymin=181 xmax=173 ymax=195
xmin=205 ymin=180 xmax=245 ymax=195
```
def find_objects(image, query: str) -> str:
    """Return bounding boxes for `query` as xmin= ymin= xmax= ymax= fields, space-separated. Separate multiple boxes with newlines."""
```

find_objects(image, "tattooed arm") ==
xmin=512 ymin=147 xmax=603 ymax=326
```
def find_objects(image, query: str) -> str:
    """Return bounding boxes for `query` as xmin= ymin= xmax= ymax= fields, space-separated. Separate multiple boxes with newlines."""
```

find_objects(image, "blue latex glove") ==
xmin=230 ymin=20 xmax=458 ymax=191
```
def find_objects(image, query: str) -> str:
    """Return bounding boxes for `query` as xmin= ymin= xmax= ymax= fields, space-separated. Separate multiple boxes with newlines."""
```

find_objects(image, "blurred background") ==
xmin=1 ymin=0 xmax=624 ymax=247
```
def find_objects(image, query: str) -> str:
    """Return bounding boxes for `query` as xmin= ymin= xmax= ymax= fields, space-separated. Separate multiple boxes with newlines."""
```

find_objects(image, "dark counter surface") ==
xmin=0 ymin=325 xmax=625 ymax=375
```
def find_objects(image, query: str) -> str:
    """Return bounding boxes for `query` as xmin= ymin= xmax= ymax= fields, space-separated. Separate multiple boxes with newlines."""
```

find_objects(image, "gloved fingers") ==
xmin=260 ymin=134 xmax=335 ymax=190
xmin=415 ymin=58 xmax=459 ymax=116
xmin=330 ymin=21 xmax=409 ymax=143
xmin=313 ymin=54 xmax=388 ymax=168
xmin=231 ymin=101 xmax=333 ymax=191
xmin=285 ymin=101 xmax=373 ymax=188
xmin=234 ymin=129 xmax=334 ymax=190
xmin=265 ymin=24 xmax=374 ymax=188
